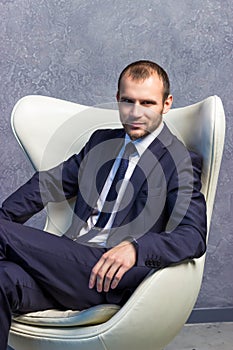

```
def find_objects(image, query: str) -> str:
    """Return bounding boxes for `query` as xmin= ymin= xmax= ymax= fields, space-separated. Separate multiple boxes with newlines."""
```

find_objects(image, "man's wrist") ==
xmin=124 ymin=236 xmax=138 ymax=256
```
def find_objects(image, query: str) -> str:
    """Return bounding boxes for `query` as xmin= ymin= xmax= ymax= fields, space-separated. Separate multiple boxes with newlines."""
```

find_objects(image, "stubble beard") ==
xmin=124 ymin=114 xmax=163 ymax=140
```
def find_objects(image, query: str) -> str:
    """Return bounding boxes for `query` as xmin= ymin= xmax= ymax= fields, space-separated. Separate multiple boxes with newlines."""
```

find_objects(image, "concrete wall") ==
xmin=0 ymin=0 xmax=232 ymax=311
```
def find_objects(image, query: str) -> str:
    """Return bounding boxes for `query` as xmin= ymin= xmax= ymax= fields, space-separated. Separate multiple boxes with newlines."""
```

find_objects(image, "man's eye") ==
xmin=142 ymin=101 xmax=153 ymax=106
xmin=121 ymin=99 xmax=133 ymax=104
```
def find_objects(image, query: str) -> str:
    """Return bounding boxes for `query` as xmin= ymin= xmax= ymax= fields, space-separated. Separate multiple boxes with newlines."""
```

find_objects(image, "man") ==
xmin=0 ymin=60 xmax=207 ymax=349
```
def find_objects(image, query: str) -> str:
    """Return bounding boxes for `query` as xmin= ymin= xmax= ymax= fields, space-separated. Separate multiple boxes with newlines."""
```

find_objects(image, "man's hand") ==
xmin=89 ymin=241 xmax=136 ymax=293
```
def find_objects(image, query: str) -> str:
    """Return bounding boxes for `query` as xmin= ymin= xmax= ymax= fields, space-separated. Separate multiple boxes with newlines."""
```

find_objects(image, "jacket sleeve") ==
xmin=135 ymin=151 xmax=207 ymax=268
xmin=0 ymin=155 xmax=81 ymax=223
xmin=0 ymin=131 xmax=97 ymax=223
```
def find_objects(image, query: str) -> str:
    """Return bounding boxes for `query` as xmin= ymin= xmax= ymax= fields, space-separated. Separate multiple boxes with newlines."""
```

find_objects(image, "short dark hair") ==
xmin=117 ymin=60 xmax=170 ymax=102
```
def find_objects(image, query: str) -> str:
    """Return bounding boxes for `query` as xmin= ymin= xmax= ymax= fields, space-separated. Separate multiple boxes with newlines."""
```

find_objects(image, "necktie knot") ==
xmin=123 ymin=142 xmax=136 ymax=159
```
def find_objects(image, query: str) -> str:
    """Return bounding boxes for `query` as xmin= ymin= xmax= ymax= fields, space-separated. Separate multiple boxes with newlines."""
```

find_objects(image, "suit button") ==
xmin=146 ymin=259 xmax=162 ymax=268
xmin=145 ymin=259 xmax=153 ymax=267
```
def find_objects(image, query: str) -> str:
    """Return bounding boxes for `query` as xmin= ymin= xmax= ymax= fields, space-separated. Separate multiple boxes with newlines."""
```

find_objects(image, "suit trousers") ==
xmin=0 ymin=219 xmax=150 ymax=350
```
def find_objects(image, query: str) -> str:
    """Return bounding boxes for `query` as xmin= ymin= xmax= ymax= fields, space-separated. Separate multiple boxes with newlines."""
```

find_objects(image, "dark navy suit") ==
xmin=0 ymin=124 xmax=207 ymax=349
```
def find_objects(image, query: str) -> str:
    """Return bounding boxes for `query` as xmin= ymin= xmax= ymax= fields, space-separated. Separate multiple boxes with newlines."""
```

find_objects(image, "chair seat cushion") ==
xmin=13 ymin=304 xmax=120 ymax=327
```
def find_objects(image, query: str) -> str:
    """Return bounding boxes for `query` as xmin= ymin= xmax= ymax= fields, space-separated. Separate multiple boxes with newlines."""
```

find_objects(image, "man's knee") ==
xmin=0 ymin=262 xmax=25 ymax=311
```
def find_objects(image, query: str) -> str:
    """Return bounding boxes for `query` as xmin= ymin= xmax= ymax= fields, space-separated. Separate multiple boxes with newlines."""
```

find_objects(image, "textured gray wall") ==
xmin=0 ymin=0 xmax=232 ymax=309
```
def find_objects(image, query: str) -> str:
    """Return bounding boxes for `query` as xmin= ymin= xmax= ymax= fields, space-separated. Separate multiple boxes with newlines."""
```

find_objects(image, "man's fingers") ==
xmin=110 ymin=266 xmax=127 ymax=290
xmin=89 ymin=255 xmax=117 ymax=292
xmin=95 ymin=261 xmax=112 ymax=292
xmin=103 ymin=262 xmax=122 ymax=292
xmin=88 ymin=257 xmax=105 ymax=289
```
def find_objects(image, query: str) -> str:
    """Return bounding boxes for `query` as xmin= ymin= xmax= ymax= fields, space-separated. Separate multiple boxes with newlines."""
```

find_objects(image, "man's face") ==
xmin=117 ymin=74 xmax=173 ymax=140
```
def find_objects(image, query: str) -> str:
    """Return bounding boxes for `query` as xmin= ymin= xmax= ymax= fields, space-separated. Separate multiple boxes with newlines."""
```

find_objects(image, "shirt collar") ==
xmin=124 ymin=122 xmax=164 ymax=157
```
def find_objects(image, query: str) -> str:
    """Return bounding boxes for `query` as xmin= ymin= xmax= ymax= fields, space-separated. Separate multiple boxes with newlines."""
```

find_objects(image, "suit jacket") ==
xmin=0 ymin=124 xmax=207 ymax=270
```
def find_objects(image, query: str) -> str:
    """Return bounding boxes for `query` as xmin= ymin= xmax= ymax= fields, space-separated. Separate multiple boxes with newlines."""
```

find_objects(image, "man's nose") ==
xmin=130 ymin=103 xmax=143 ymax=117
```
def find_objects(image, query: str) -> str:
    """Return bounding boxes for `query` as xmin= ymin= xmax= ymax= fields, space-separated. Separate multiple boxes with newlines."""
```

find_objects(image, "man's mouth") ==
xmin=126 ymin=121 xmax=145 ymax=129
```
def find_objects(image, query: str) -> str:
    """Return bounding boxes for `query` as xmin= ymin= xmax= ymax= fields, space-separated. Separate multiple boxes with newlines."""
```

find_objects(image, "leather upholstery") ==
xmin=13 ymin=304 xmax=120 ymax=327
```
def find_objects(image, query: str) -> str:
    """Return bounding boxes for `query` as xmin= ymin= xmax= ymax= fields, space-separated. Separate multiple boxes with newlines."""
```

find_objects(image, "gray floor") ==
xmin=7 ymin=322 xmax=233 ymax=350
xmin=165 ymin=322 xmax=233 ymax=350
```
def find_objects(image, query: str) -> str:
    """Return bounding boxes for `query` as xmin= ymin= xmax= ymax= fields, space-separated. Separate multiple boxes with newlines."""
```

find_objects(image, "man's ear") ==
xmin=116 ymin=91 xmax=120 ymax=102
xmin=163 ymin=94 xmax=173 ymax=115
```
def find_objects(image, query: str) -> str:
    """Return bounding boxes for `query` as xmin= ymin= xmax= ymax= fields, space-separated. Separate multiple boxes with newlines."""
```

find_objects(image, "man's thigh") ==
xmin=0 ymin=219 xmax=106 ymax=309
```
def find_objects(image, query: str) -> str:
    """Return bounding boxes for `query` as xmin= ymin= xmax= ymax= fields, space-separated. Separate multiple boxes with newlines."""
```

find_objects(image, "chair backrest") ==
xmin=11 ymin=95 xmax=225 ymax=237
xmin=163 ymin=96 xmax=225 ymax=234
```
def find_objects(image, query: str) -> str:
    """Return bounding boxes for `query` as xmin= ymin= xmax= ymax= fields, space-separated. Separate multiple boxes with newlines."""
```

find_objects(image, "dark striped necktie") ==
xmin=95 ymin=141 xmax=136 ymax=229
